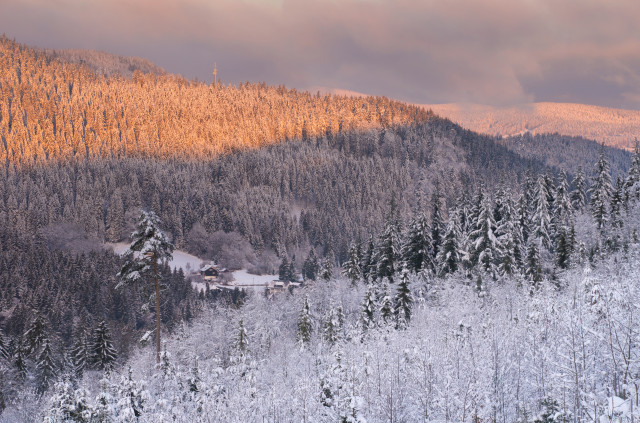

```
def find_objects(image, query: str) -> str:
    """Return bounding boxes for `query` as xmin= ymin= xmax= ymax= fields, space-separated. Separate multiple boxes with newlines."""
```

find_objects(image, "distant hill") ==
xmin=423 ymin=102 xmax=640 ymax=150
xmin=44 ymin=48 xmax=166 ymax=78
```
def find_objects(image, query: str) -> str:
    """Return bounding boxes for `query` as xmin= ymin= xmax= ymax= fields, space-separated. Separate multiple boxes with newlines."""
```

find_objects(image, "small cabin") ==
xmin=200 ymin=264 xmax=221 ymax=281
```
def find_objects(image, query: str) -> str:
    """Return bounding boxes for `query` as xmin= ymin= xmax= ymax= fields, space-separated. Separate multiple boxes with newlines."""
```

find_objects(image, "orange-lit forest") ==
xmin=0 ymin=37 xmax=430 ymax=165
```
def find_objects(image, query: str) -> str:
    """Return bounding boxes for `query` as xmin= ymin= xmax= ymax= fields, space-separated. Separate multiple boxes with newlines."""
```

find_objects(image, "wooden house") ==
xmin=200 ymin=264 xmax=221 ymax=282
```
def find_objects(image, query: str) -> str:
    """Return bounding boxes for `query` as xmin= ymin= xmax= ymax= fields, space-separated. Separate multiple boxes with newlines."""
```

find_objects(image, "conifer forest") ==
xmin=1 ymin=37 xmax=640 ymax=422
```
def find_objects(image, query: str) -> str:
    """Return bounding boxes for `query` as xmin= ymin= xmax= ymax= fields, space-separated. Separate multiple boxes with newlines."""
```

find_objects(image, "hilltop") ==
xmin=423 ymin=102 xmax=640 ymax=150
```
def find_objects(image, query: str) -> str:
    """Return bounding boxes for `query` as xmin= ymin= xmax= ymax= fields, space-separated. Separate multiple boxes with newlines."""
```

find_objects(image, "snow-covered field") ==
xmin=106 ymin=243 xmax=204 ymax=274
xmin=105 ymin=243 xmax=276 ymax=292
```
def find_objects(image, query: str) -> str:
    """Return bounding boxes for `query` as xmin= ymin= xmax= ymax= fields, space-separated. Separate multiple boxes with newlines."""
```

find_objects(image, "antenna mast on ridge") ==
xmin=213 ymin=63 xmax=218 ymax=85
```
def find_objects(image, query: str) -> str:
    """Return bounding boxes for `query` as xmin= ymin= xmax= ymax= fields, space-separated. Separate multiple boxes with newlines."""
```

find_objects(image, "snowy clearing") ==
xmin=106 ymin=243 xmax=276 ymax=293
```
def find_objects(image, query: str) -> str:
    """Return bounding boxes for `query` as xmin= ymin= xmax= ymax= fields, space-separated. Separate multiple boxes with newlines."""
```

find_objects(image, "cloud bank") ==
xmin=2 ymin=0 xmax=639 ymax=108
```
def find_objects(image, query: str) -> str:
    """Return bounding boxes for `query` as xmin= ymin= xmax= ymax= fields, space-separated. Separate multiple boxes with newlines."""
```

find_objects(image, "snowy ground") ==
xmin=105 ymin=243 xmax=276 ymax=293
xmin=106 ymin=243 xmax=204 ymax=274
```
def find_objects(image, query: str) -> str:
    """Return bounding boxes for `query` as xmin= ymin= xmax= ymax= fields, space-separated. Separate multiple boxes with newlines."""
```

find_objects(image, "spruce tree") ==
xmin=532 ymin=175 xmax=553 ymax=251
xmin=379 ymin=280 xmax=394 ymax=325
xmin=0 ymin=327 xmax=8 ymax=361
xmin=235 ymin=318 xmax=249 ymax=354
xmin=588 ymin=151 xmax=614 ymax=230
xmin=302 ymin=248 xmax=319 ymax=281
xmin=320 ymin=257 xmax=334 ymax=281
xmin=91 ymin=320 xmax=117 ymax=371
xmin=610 ymin=177 xmax=624 ymax=230
xmin=322 ymin=304 xmax=341 ymax=347
xmin=437 ymin=213 xmax=460 ymax=276
xmin=376 ymin=219 xmax=400 ymax=283
xmin=342 ymin=243 xmax=362 ymax=285
xmin=278 ymin=256 xmax=293 ymax=282
xmin=394 ymin=269 xmax=413 ymax=329
xmin=469 ymin=196 xmax=501 ymax=273
xmin=36 ymin=337 xmax=57 ymax=394
xmin=624 ymin=142 xmax=640 ymax=205
xmin=70 ymin=328 xmax=89 ymax=379
xmin=361 ymin=236 xmax=376 ymax=283
xmin=570 ymin=166 xmax=588 ymax=211
xmin=14 ymin=337 xmax=27 ymax=380
xmin=118 ymin=210 xmax=174 ymax=362
xmin=555 ymin=228 xmax=571 ymax=270
xmin=525 ymin=241 xmax=543 ymax=288
xmin=430 ymin=183 xmax=445 ymax=259
xmin=402 ymin=212 xmax=434 ymax=274
xmin=553 ymin=171 xmax=573 ymax=230
xmin=25 ymin=313 xmax=48 ymax=355
xmin=297 ymin=296 xmax=313 ymax=346
xmin=361 ymin=286 xmax=376 ymax=333
xmin=495 ymin=192 xmax=522 ymax=277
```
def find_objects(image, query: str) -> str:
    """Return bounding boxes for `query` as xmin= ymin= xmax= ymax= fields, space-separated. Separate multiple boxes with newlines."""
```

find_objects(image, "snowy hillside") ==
xmin=30 ymin=246 xmax=640 ymax=422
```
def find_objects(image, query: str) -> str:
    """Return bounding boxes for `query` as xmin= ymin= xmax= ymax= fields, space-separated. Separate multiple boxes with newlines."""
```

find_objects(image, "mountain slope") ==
xmin=423 ymin=102 xmax=640 ymax=150
xmin=0 ymin=37 xmax=428 ymax=165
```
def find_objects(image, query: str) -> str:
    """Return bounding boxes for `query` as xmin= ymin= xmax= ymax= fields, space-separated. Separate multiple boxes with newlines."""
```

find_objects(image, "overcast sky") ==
xmin=2 ymin=0 xmax=639 ymax=109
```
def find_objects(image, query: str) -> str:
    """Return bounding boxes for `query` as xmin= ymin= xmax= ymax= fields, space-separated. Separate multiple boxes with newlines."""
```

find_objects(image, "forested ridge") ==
xmin=0 ymin=37 xmax=428 ymax=164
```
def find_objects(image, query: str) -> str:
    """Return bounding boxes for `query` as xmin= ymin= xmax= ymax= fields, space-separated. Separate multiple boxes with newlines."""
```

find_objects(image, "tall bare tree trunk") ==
xmin=154 ymin=257 xmax=161 ymax=363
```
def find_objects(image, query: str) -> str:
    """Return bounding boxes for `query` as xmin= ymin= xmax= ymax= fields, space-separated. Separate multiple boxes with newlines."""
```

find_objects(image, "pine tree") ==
xmin=235 ymin=318 xmax=249 ymax=354
xmin=302 ymin=248 xmax=319 ymax=281
xmin=24 ymin=313 xmax=48 ymax=355
xmin=70 ymin=327 xmax=89 ymax=379
xmin=115 ymin=367 xmax=146 ymax=420
xmin=402 ymin=212 xmax=434 ymax=274
xmin=588 ymin=150 xmax=614 ymax=230
xmin=91 ymin=320 xmax=117 ymax=371
xmin=37 ymin=337 xmax=57 ymax=394
xmin=44 ymin=379 xmax=92 ymax=422
xmin=93 ymin=377 xmax=114 ymax=422
xmin=534 ymin=397 xmax=570 ymax=423
xmin=555 ymin=227 xmax=571 ymax=270
xmin=571 ymin=166 xmax=588 ymax=211
xmin=376 ymin=219 xmax=400 ymax=283
xmin=322 ymin=304 xmax=341 ymax=347
xmin=14 ymin=337 xmax=27 ymax=380
xmin=495 ymin=192 xmax=522 ymax=277
xmin=553 ymin=171 xmax=573 ymax=230
xmin=320 ymin=257 xmax=334 ymax=281
xmin=278 ymin=256 xmax=293 ymax=282
xmin=624 ymin=141 xmax=640 ymax=205
xmin=118 ymin=210 xmax=174 ymax=362
xmin=525 ymin=241 xmax=542 ymax=288
xmin=0 ymin=327 xmax=9 ymax=361
xmin=430 ymin=183 xmax=445 ymax=259
xmin=394 ymin=269 xmax=413 ymax=329
xmin=361 ymin=285 xmax=376 ymax=333
xmin=379 ymin=280 xmax=394 ymax=325
xmin=469 ymin=196 xmax=501 ymax=273
xmin=609 ymin=177 xmax=624 ymax=230
xmin=297 ymin=295 xmax=313 ymax=347
xmin=532 ymin=175 xmax=553 ymax=251
xmin=342 ymin=243 xmax=362 ymax=285
xmin=361 ymin=236 xmax=376 ymax=283
xmin=437 ymin=212 xmax=461 ymax=276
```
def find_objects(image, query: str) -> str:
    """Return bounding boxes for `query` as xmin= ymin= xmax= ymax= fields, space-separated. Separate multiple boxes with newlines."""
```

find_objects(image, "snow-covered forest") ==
xmin=2 ymin=34 xmax=640 ymax=423
xmin=1 ymin=142 xmax=639 ymax=421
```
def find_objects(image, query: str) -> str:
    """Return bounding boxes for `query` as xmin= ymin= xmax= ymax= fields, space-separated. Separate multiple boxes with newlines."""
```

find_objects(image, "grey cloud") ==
xmin=1 ymin=0 xmax=639 ymax=108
